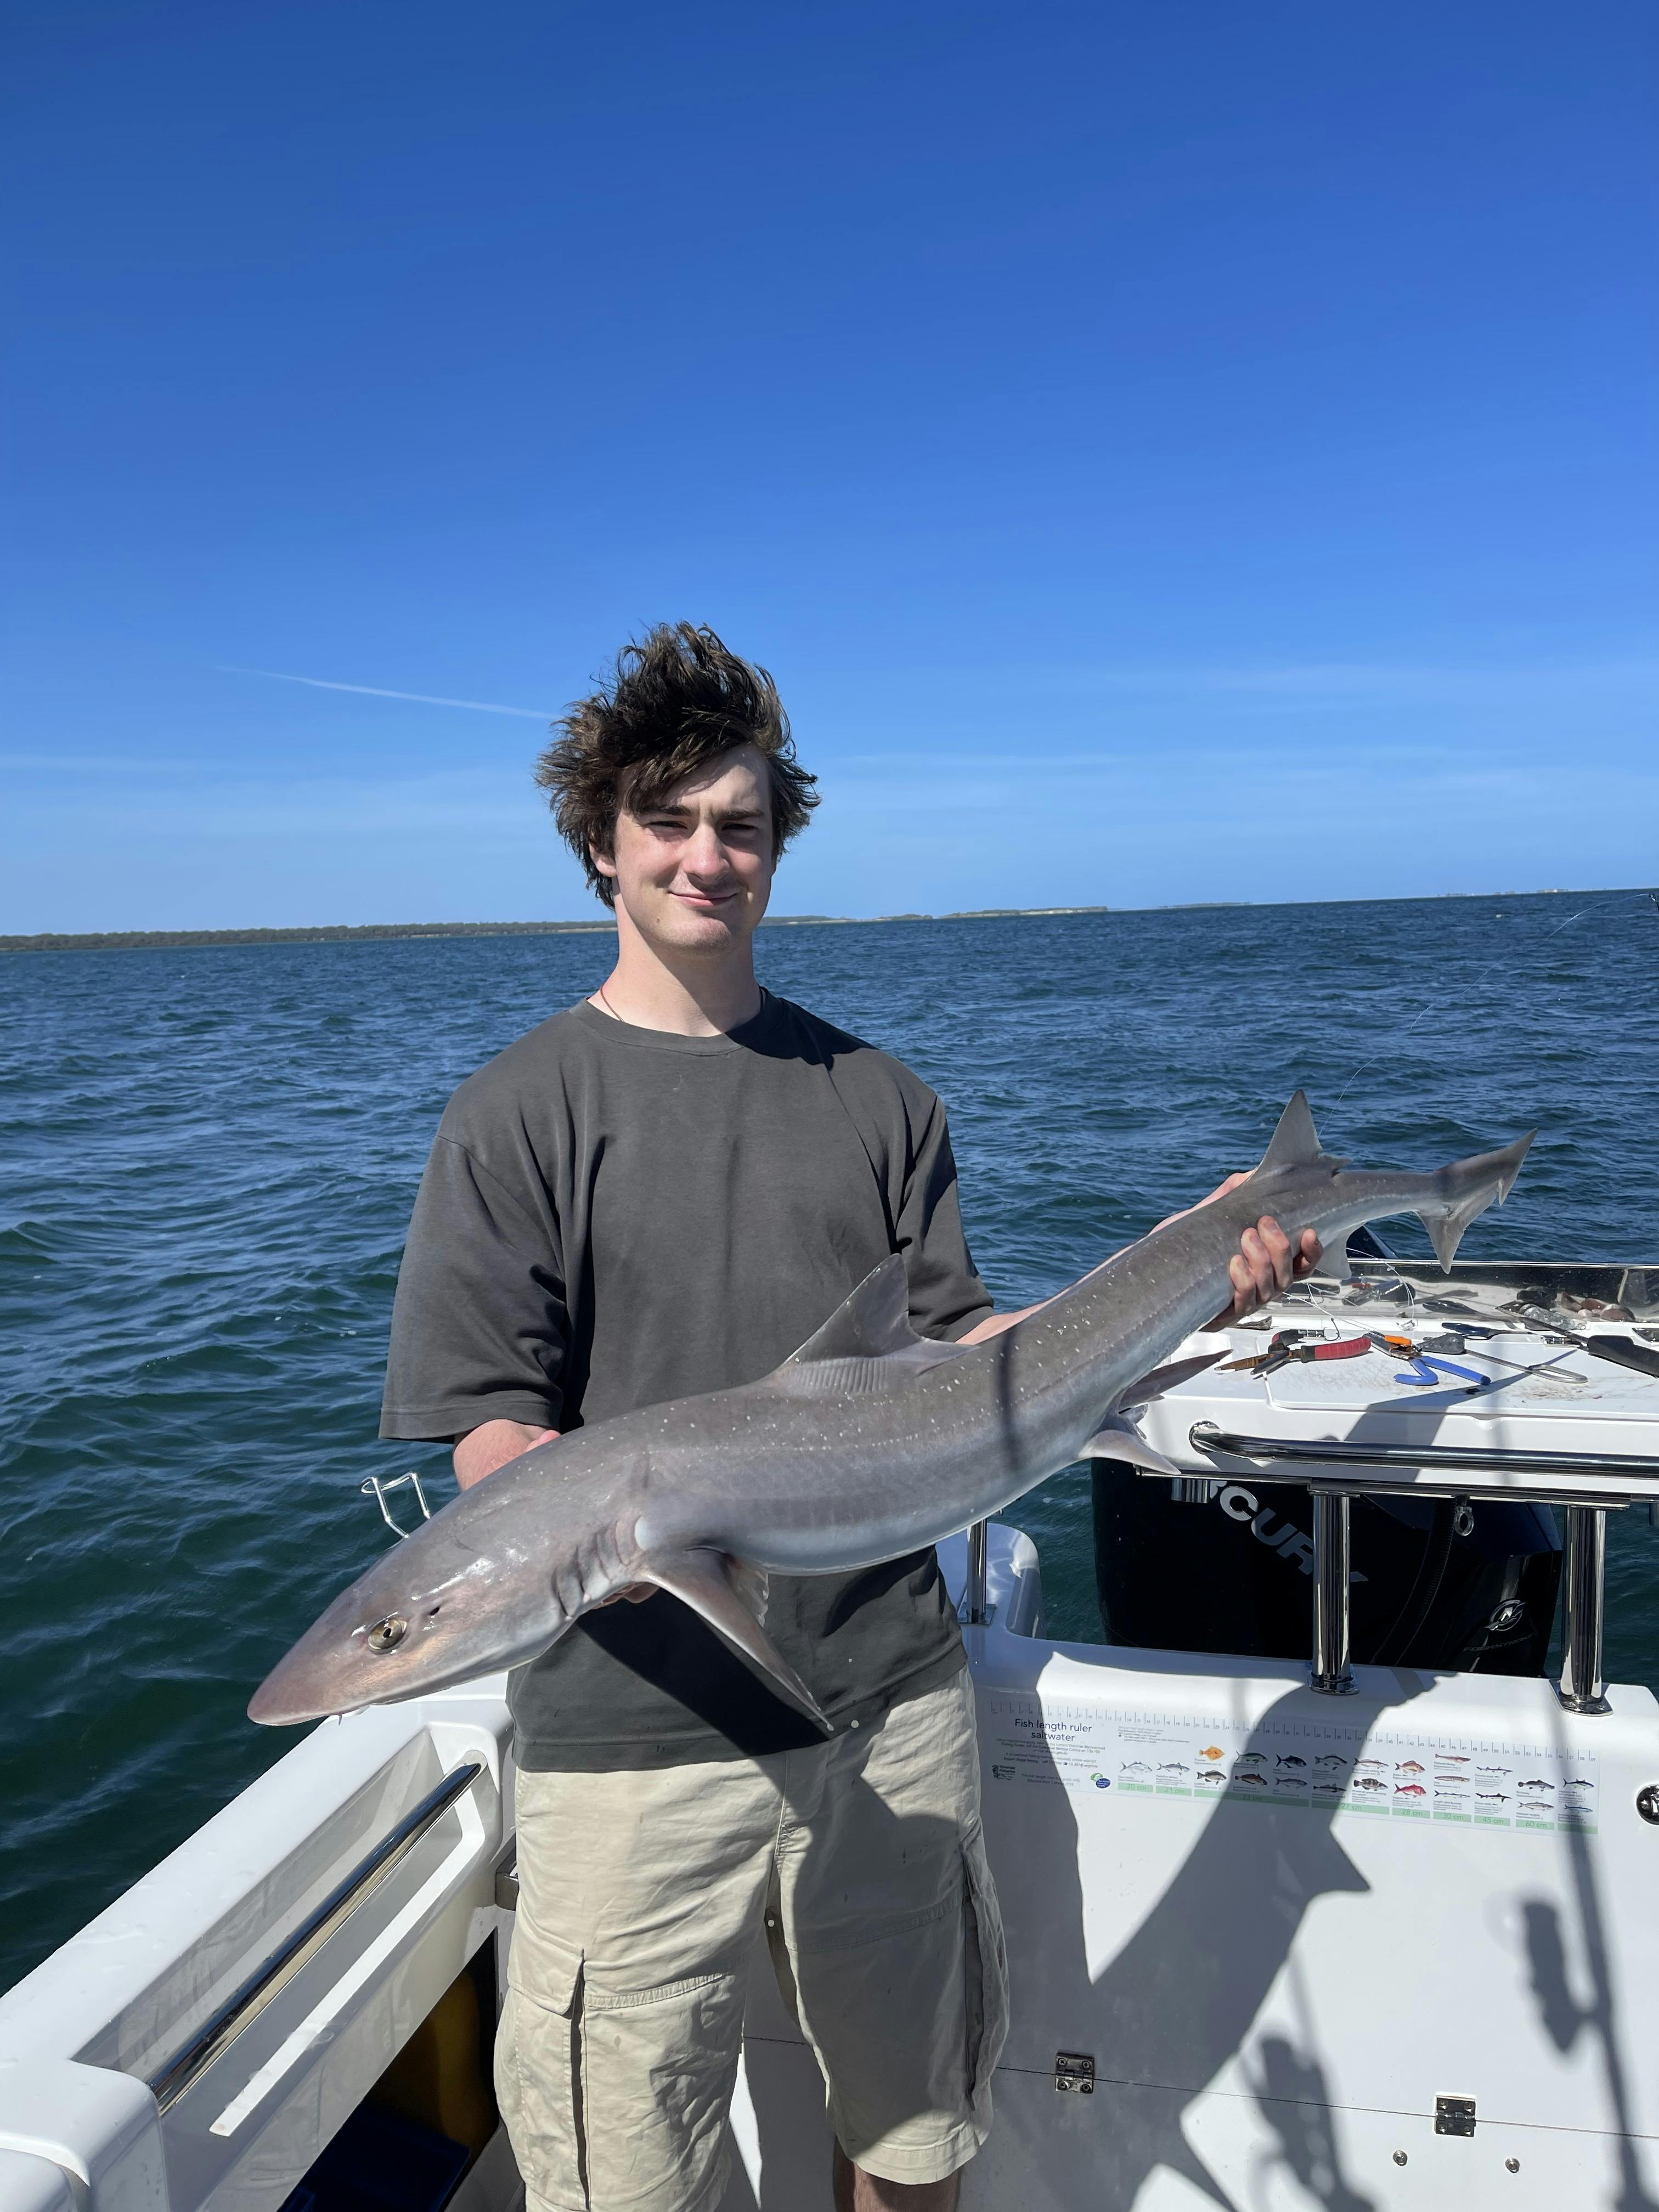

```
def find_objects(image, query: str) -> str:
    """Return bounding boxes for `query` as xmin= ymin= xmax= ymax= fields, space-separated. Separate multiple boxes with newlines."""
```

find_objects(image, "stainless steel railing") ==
xmin=1186 ymin=1424 xmax=1659 ymax=1716
xmin=964 ymin=1520 xmax=989 ymax=1625
xmin=1559 ymin=1507 xmax=1612 ymax=1716
xmin=144 ymin=1759 xmax=483 ymax=2114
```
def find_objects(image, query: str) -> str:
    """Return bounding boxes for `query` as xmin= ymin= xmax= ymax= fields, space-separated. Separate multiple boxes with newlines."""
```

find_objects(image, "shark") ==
xmin=249 ymin=1092 xmax=1532 ymax=1729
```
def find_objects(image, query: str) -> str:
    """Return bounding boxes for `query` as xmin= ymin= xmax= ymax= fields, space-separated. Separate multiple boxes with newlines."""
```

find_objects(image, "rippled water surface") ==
xmin=3 ymin=891 xmax=1656 ymax=1989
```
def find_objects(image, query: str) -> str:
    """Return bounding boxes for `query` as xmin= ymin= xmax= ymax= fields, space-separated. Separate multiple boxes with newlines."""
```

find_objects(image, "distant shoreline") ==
xmin=0 ymin=907 xmax=1114 ymax=952
xmin=0 ymin=887 xmax=1616 ymax=955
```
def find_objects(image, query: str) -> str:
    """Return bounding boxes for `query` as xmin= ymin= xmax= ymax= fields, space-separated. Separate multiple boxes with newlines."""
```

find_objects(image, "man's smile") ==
xmin=671 ymin=885 xmax=741 ymax=910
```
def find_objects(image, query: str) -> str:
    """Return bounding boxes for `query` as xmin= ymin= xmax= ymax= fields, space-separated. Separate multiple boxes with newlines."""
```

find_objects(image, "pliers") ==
xmin=1360 ymin=1329 xmax=1492 ymax=1388
xmin=1393 ymin=1350 xmax=1493 ymax=1390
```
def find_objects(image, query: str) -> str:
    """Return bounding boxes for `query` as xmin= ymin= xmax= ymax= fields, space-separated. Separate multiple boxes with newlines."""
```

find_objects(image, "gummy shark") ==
xmin=250 ymin=1092 xmax=1531 ymax=1730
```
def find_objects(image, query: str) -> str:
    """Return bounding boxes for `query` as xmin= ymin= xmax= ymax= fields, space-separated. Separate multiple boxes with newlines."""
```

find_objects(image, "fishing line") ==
xmin=1329 ymin=901 xmax=1591 ymax=1119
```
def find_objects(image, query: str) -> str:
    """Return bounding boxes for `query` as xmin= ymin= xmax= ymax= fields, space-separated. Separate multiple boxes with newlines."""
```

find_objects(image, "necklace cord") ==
xmin=591 ymin=981 xmax=767 ymax=1028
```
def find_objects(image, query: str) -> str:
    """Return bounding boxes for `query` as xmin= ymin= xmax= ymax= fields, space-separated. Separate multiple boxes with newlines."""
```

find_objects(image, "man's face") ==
xmin=595 ymin=744 xmax=775 ymax=956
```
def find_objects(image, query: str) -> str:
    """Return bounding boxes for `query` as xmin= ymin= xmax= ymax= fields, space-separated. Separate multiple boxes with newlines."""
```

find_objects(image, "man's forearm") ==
xmin=454 ymin=1418 xmax=558 ymax=1489
xmin=958 ymin=1303 xmax=1043 ymax=1345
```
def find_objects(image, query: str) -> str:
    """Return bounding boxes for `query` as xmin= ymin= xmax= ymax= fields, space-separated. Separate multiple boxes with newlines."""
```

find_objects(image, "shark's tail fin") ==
xmin=1418 ymin=1130 xmax=1535 ymax=1272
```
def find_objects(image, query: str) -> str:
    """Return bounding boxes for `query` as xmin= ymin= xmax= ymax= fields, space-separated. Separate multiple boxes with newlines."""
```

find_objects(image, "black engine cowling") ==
xmin=1092 ymin=1470 xmax=1561 ymax=1674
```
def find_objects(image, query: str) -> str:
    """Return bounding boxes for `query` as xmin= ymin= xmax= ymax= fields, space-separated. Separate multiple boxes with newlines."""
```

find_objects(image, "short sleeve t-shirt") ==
xmin=380 ymin=993 xmax=992 ymax=1770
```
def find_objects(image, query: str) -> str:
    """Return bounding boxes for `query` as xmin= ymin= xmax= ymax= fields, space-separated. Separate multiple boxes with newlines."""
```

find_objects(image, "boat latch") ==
xmin=1054 ymin=2053 xmax=1094 ymax=2095
xmin=494 ymin=1853 xmax=520 ymax=1911
xmin=1434 ymin=2095 xmax=1476 ymax=2137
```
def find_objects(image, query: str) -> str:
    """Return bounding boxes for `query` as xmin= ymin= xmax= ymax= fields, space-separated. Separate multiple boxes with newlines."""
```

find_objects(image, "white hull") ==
xmin=7 ymin=1268 xmax=1659 ymax=2211
xmin=3 ymin=1532 xmax=1656 ymax=2212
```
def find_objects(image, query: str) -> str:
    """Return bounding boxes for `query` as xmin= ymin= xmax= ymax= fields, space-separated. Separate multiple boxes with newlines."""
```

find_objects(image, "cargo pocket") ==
xmin=961 ymin=1821 xmax=1009 ymax=2121
xmin=579 ymin=1967 xmax=747 ymax=2211
xmin=495 ymin=1927 xmax=589 ymax=2210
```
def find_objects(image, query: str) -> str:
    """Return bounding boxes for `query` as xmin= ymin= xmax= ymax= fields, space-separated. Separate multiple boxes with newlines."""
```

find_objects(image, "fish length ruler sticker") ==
xmin=984 ymin=1694 xmax=1598 ymax=1836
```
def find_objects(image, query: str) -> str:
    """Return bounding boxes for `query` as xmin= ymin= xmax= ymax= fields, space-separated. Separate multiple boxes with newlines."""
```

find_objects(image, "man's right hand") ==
xmin=452 ymin=1420 xmax=655 ymax=1606
xmin=453 ymin=1419 xmax=558 ymax=1489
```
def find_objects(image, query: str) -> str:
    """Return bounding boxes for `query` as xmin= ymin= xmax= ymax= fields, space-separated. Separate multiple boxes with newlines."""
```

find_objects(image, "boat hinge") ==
xmin=1054 ymin=2052 xmax=1095 ymax=2095
xmin=1435 ymin=2094 xmax=1476 ymax=2137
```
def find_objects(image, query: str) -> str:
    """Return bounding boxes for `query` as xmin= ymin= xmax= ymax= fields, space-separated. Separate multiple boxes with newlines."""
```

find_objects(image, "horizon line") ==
xmin=2 ymin=885 xmax=1644 ymax=953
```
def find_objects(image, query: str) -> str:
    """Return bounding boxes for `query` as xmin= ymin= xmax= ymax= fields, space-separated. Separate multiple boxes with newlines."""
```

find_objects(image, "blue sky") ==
xmin=4 ymin=1 xmax=1655 ymax=930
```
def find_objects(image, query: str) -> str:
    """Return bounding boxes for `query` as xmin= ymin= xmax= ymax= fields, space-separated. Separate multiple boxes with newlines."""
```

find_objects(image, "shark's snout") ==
xmin=247 ymin=1545 xmax=465 ymax=1725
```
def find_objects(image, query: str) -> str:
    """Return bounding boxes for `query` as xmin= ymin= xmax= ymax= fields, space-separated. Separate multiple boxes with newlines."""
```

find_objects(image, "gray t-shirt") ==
xmin=380 ymin=993 xmax=992 ymax=1769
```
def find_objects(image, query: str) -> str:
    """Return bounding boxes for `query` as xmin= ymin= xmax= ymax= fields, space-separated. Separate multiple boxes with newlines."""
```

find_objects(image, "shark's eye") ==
xmin=368 ymin=1615 xmax=409 ymax=1652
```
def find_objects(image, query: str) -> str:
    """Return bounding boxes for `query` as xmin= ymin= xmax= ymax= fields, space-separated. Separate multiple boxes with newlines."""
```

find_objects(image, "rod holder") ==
xmin=965 ymin=1519 xmax=989 ymax=1626
xmin=1557 ymin=1504 xmax=1612 ymax=1715
xmin=1310 ymin=1490 xmax=1357 ymax=1695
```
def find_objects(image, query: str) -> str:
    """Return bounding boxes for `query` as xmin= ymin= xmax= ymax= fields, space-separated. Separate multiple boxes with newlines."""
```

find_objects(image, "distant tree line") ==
xmin=0 ymin=921 xmax=619 ymax=953
xmin=0 ymin=907 xmax=1116 ymax=954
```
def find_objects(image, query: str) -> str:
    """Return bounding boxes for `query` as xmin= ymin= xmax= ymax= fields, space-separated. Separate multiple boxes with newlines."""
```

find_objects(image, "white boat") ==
xmin=4 ymin=1256 xmax=1658 ymax=2211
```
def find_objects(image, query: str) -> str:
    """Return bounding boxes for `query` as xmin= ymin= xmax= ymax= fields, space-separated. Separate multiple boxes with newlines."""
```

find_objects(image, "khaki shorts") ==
xmin=496 ymin=1671 xmax=1008 ymax=2212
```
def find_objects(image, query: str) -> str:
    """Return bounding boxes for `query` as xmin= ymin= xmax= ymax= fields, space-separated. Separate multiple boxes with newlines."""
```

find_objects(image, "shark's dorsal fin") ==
xmin=776 ymin=1254 xmax=972 ymax=1389
xmin=782 ymin=1255 xmax=922 ymax=1364
xmin=1251 ymin=1090 xmax=1345 ymax=1177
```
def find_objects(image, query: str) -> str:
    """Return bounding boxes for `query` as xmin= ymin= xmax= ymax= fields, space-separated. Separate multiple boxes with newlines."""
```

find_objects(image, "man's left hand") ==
xmin=1158 ymin=1173 xmax=1323 ymax=1323
xmin=1194 ymin=1171 xmax=1322 ymax=1320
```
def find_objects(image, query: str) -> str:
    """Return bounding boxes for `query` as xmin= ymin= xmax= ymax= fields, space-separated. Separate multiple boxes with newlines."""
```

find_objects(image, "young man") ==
xmin=380 ymin=624 xmax=1317 ymax=2212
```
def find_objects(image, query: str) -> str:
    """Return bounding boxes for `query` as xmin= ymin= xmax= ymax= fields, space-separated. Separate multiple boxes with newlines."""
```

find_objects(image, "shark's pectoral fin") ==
xmin=637 ymin=1548 xmax=832 ymax=1734
xmin=1076 ymin=1417 xmax=1184 ymax=1479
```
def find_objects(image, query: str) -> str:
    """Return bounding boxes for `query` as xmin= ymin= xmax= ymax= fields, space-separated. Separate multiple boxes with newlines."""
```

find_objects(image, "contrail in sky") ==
xmin=230 ymin=667 xmax=551 ymax=718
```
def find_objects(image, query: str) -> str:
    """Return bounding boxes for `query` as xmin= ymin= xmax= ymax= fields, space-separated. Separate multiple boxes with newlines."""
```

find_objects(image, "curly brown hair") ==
xmin=534 ymin=623 xmax=820 ymax=906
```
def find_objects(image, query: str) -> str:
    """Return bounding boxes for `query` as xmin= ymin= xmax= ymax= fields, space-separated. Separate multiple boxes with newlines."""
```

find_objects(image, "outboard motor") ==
xmin=1092 ymin=1478 xmax=1561 ymax=1675
xmin=1092 ymin=1225 xmax=1568 ymax=1672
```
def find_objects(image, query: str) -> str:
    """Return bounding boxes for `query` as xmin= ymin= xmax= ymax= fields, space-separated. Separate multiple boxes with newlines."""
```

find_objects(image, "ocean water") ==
xmin=2 ymin=890 xmax=1656 ymax=1991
